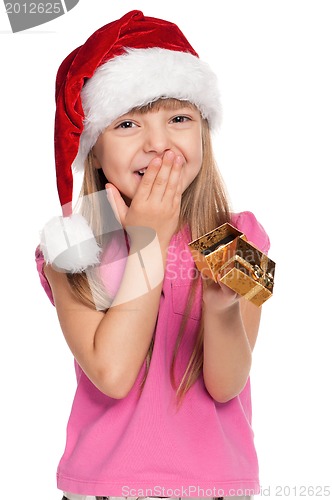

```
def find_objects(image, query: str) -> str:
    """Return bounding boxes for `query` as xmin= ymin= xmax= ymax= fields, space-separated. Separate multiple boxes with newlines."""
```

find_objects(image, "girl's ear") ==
xmin=91 ymin=148 xmax=102 ymax=169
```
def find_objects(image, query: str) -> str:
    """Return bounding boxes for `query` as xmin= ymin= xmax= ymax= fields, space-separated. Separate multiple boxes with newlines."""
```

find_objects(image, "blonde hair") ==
xmin=68 ymin=98 xmax=231 ymax=401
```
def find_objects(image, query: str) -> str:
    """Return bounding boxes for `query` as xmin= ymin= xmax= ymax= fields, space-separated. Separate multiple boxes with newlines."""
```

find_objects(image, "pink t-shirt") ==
xmin=35 ymin=211 xmax=270 ymax=497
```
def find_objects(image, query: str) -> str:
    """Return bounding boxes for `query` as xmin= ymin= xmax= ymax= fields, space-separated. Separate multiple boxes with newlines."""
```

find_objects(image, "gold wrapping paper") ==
xmin=188 ymin=223 xmax=275 ymax=307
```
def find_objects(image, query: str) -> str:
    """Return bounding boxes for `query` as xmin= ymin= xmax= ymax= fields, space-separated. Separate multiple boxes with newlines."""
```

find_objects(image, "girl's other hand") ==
xmin=203 ymin=277 xmax=240 ymax=315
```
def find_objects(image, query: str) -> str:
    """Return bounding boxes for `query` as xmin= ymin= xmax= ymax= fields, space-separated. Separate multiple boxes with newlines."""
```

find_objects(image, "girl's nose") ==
xmin=143 ymin=125 xmax=171 ymax=155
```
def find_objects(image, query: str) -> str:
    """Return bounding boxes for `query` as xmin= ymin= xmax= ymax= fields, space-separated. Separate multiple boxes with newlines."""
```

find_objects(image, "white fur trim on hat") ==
xmin=40 ymin=214 xmax=101 ymax=273
xmin=73 ymin=47 xmax=222 ymax=171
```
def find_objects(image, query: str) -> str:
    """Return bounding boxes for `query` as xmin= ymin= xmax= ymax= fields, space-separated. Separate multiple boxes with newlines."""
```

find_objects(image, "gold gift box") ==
xmin=188 ymin=223 xmax=275 ymax=307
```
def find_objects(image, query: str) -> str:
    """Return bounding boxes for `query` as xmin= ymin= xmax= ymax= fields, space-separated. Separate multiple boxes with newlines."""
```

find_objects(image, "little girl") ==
xmin=36 ymin=10 xmax=271 ymax=500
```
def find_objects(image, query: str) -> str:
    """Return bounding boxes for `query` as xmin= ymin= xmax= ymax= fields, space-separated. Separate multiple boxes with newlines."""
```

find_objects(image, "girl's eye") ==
xmin=116 ymin=121 xmax=137 ymax=129
xmin=171 ymin=115 xmax=191 ymax=124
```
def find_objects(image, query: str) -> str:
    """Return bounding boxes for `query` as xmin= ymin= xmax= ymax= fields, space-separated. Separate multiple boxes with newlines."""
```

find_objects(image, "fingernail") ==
xmin=165 ymin=150 xmax=175 ymax=161
xmin=151 ymin=157 xmax=162 ymax=167
xmin=175 ymin=155 xmax=184 ymax=165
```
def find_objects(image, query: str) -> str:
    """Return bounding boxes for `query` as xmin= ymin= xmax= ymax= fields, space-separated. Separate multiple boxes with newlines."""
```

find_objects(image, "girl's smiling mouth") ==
xmin=135 ymin=167 xmax=148 ymax=177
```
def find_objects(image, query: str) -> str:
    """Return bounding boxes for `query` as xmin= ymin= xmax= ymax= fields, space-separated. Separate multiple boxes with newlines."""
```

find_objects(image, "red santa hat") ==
xmin=40 ymin=10 xmax=222 ymax=272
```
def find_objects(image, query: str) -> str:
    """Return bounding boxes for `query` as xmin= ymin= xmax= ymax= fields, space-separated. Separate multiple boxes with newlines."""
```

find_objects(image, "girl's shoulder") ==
xmin=230 ymin=211 xmax=270 ymax=254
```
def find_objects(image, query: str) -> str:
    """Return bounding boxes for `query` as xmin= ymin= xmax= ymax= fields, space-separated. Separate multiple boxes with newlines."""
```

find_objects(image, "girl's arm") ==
xmin=44 ymin=250 xmax=165 ymax=399
xmin=44 ymin=152 xmax=184 ymax=399
xmin=202 ymin=283 xmax=261 ymax=403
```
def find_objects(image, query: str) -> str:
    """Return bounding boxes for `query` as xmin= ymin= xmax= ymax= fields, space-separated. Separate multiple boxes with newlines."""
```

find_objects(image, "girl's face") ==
xmin=92 ymin=103 xmax=203 ymax=202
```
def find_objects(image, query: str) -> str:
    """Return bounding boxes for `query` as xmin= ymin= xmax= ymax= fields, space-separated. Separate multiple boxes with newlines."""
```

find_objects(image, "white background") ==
xmin=1 ymin=1 xmax=331 ymax=499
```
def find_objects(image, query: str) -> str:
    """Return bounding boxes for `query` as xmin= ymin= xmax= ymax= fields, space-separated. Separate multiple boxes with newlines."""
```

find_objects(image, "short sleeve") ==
xmin=35 ymin=246 xmax=55 ymax=305
xmin=230 ymin=211 xmax=270 ymax=254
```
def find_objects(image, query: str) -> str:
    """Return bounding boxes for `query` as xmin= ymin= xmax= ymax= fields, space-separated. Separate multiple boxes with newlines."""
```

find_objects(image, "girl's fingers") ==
xmin=141 ymin=151 xmax=183 ymax=203
xmin=148 ymin=150 xmax=176 ymax=201
xmin=135 ymin=157 xmax=162 ymax=200
xmin=132 ymin=151 xmax=184 ymax=214
xmin=162 ymin=154 xmax=184 ymax=204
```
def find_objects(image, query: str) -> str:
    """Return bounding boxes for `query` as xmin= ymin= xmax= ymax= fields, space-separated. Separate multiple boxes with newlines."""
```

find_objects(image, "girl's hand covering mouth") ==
xmin=106 ymin=151 xmax=185 ymax=248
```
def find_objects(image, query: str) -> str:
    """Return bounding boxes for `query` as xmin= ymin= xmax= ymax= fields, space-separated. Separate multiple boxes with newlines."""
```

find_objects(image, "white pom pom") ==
xmin=40 ymin=214 xmax=101 ymax=273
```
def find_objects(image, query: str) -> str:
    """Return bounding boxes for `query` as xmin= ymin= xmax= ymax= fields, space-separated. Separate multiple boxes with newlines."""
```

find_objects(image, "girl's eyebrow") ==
xmin=167 ymin=105 xmax=196 ymax=112
xmin=172 ymin=109 xmax=194 ymax=114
